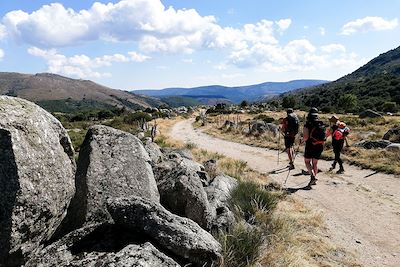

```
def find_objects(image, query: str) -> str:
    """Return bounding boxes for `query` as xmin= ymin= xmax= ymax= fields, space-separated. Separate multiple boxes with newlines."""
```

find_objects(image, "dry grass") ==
xmin=202 ymin=112 xmax=400 ymax=175
xmin=260 ymin=197 xmax=361 ymax=267
xmin=154 ymin=117 xmax=185 ymax=149
xmin=191 ymin=148 xmax=267 ymax=184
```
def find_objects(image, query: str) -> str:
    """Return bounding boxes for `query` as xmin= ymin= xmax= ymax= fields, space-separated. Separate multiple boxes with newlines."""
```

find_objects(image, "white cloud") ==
xmin=1 ymin=1 xmax=365 ymax=75
xmin=320 ymin=44 xmax=346 ymax=53
xmin=319 ymin=27 xmax=326 ymax=36
xmin=227 ymin=40 xmax=362 ymax=72
xmin=0 ymin=49 xmax=4 ymax=60
xmin=1 ymin=0 xmax=281 ymax=55
xmin=128 ymin=51 xmax=151 ymax=62
xmin=28 ymin=47 xmax=149 ymax=78
xmin=341 ymin=16 xmax=398 ymax=35
xmin=2 ymin=0 xmax=217 ymax=48
xmin=275 ymin=19 xmax=292 ymax=33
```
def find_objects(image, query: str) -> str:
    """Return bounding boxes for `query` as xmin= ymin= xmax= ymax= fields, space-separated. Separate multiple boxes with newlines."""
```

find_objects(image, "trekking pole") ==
xmin=277 ymin=128 xmax=281 ymax=165
xmin=283 ymin=138 xmax=303 ymax=187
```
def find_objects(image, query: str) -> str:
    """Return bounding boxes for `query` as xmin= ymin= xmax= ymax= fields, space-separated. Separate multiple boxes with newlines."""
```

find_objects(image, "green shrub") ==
xmin=218 ymin=223 xmax=264 ymax=267
xmin=230 ymin=181 xmax=279 ymax=222
xmin=123 ymin=112 xmax=152 ymax=124
xmin=383 ymin=101 xmax=398 ymax=113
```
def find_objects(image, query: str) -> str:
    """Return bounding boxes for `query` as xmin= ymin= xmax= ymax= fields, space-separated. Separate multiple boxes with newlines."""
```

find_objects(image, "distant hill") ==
xmin=160 ymin=95 xmax=232 ymax=107
xmin=133 ymin=80 xmax=328 ymax=104
xmin=283 ymin=46 xmax=400 ymax=112
xmin=0 ymin=72 xmax=163 ymax=112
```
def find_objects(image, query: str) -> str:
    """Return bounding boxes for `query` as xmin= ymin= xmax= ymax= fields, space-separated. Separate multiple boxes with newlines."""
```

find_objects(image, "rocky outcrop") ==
xmin=250 ymin=120 xmax=279 ymax=136
xmin=154 ymin=161 xmax=214 ymax=229
xmin=354 ymin=140 xmax=391 ymax=149
xmin=205 ymin=175 xmax=238 ymax=232
xmin=204 ymin=159 xmax=218 ymax=179
xmin=58 ymin=125 xmax=159 ymax=235
xmin=0 ymin=96 xmax=76 ymax=264
xmin=154 ymin=153 xmax=214 ymax=230
xmin=144 ymin=140 xmax=163 ymax=164
xmin=383 ymin=127 xmax=400 ymax=142
xmin=206 ymin=175 xmax=238 ymax=210
xmin=26 ymin=223 xmax=180 ymax=267
xmin=359 ymin=109 xmax=383 ymax=119
xmin=107 ymin=197 xmax=222 ymax=267
xmin=386 ymin=143 xmax=400 ymax=152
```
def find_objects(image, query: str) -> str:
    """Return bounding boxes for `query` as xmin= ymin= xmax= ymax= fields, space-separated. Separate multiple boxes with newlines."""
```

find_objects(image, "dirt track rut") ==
xmin=171 ymin=119 xmax=400 ymax=267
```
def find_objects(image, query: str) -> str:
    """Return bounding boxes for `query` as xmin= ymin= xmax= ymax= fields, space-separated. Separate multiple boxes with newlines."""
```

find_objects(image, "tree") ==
xmin=240 ymin=100 xmax=248 ymax=108
xmin=282 ymin=96 xmax=296 ymax=109
xmin=338 ymin=94 xmax=358 ymax=113
xmin=383 ymin=101 xmax=398 ymax=113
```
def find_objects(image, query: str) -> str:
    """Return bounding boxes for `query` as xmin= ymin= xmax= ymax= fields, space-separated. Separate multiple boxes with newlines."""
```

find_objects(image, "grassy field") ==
xmin=156 ymin=117 xmax=361 ymax=267
xmin=199 ymin=112 xmax=400 ymax=175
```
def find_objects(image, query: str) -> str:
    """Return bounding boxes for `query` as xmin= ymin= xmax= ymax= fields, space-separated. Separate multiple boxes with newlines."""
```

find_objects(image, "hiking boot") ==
xmin=308 ymin=175 xmax=317 ymax=186
xmin=336 ymin=168 xmax=345 ymax=174
xmin=288 ymin=163 xmax=295 ymax=170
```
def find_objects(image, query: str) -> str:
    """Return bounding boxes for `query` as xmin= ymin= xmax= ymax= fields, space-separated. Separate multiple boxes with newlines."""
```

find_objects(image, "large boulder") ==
xmin=206 ymin=175 xmax=238 ymax=210
xmin=144 ymin=141 xmax=163 ymax=164
xmin=354 ymin=140 xmax=391 ymax=149
xmin=0 ymin=96 xmax=76 ymax=264
xmin=58 ymin=125 xmax=159 ymax=235
xmin=26 ymin=223 xmax=180 ymax=267
xmin=107 ymin=197 xmax=222 ymax=267
xmin=205 ymin=175 xmax=238 ymax=232
xmin=154 ymin=158 xmax=214 ymax=230
xmin=359 ymin=109 xmax=383 ymax=119
xmin=383 ymin=127 xmax=400 ymax=142
xmin=386 ymin=143 xmax=400 ymax=152
xmin=250 ymin=120 xmax=279 ymax=136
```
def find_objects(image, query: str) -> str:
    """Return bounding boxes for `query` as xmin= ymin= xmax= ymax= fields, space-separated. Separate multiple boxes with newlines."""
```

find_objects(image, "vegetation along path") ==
xmin=171 ymin=119 xmax=400 ymax=267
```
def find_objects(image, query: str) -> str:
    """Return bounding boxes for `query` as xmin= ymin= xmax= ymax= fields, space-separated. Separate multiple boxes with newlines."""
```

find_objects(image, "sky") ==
xmin=0 ymin=0 xmax=399 ymax=90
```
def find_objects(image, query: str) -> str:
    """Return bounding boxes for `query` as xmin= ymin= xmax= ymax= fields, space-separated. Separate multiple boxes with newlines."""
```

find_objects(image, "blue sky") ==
xmin=0 ymin=0 xmax=399 ymax=90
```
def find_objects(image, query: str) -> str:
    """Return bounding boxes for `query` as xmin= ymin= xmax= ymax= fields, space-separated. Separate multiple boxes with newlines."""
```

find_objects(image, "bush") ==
xmin=338 ymin=94 xmax=358 ymax=113
xmin=383 ymin=101 xmax=398 ymax=113
xmin=219 ymin=223 xmax=263 ymax=267
xmin=230 ymin=181 xmax=279 ymax=222
xmin=123 ymin=112 xmax=152 ymax=124
xmin=282 ymin=96 xmax=296 ymax=109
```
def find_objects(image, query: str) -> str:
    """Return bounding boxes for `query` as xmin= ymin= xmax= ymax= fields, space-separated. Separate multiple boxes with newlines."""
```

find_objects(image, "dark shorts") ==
xmin=284 ymin=135 xmax=295 ymax=149
xmin=304 ymin=142 xmax=324 ymax=159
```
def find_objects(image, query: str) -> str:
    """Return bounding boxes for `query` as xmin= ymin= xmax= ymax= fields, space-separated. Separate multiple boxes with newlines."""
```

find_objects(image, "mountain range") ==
xmin=133 ymin=80 xmax=328 ymax=104
xmin=0 ymin=72 xmax=162 ymax=112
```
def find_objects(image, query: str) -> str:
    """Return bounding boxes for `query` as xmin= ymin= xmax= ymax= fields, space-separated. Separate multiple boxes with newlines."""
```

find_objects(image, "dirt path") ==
xmin=170 ymin=119 xmax=400 ymax=267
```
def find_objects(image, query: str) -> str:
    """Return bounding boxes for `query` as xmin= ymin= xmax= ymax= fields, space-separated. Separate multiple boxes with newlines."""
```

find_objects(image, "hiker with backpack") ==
xmin=280 ymin=108 xmax=299 ymax=170
xmin=303 ymin=108 xmax=326 ymax=187
xmin=327 ymin=115 xmax=350 ymax=174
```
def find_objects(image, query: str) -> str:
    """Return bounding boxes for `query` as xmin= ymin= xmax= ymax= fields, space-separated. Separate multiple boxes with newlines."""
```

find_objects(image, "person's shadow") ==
xmin=285 ymin=185 xmax=312 ymax=194
xmin=284 ymin=169 xmax=313 ymax=193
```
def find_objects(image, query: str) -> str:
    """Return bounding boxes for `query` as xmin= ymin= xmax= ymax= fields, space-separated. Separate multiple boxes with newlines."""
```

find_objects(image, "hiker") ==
xmin=280 ymin=108 xmax=299 ymax=170
xmin=303 ymin=108 xmax=326 ymax=187
xmin=327 ymin=115 xmax=350 ymax=174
